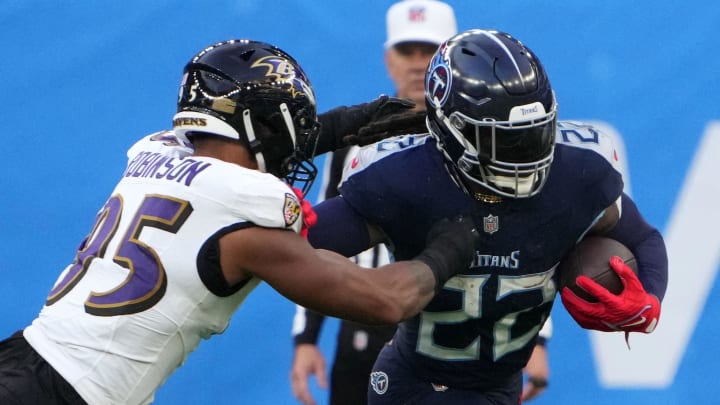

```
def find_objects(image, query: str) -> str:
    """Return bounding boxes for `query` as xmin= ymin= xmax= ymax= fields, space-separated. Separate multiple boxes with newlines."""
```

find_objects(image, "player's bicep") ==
xmin=221 ymin=226 xmax=337 ymax=291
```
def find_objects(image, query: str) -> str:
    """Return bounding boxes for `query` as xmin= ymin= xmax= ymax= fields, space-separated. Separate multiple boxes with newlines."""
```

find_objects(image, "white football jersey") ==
xmin=24 ymin=131 xmax=303 ymax=405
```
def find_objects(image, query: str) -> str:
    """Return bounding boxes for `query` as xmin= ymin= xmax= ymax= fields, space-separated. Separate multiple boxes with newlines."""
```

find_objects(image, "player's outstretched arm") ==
xmin=343 ymin=110 xmax=427 ymax=147
xmin=221 ymin=215 xmax=477 ymax=324
xmin=315 ymin=95 xmax=419 ymax=154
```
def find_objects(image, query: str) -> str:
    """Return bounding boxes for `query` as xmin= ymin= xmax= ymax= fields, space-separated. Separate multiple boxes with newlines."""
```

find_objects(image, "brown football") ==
xmin=557 ymin=236 xmax=638 ymax=302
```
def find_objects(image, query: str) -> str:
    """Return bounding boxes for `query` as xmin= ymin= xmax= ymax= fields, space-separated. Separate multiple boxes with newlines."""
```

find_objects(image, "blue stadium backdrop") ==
xmin=1 ymin=1 xmax=718 ymax=404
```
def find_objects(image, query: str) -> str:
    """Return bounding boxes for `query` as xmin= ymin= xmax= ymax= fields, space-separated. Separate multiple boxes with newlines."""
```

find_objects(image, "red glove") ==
xmin=292 ymin=187 xmax=317 ymax=238
xmin=561 ymin=256 xmax=660 ymax=333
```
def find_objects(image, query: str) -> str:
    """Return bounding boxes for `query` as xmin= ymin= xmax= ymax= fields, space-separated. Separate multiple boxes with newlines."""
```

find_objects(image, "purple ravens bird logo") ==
xmin=251 ymin=56 xmax=315 ymax=103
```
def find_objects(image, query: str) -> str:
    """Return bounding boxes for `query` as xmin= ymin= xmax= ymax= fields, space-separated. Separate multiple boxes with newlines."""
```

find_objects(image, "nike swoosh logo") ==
xmin=621 ymin=317 xmax=647 ymax=328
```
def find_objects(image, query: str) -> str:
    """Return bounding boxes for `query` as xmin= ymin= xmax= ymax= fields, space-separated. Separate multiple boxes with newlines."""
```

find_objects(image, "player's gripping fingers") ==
xmin=609 ymin=256 xmax=644 ymax=292
xmin=560 ymin=286 xmax=601 ymax=315
xmin=574 ymin=275 xmax=619 ymax=303
xmin=560 ymin=287 xmax=613 ymax=331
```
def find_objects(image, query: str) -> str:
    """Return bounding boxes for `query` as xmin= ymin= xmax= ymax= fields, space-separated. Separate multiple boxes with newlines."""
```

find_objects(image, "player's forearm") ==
xmin=606 ymin=193 xmax=668 ymax=300
xmin=364 ymin=216 xmax=480 ymax=321
xmin=367 ymin=261 xmax=438 ymax=322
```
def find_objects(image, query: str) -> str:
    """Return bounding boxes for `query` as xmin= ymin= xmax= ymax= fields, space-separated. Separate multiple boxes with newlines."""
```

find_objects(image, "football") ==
xmin=557 ymin=236 xmax=638 ymax=302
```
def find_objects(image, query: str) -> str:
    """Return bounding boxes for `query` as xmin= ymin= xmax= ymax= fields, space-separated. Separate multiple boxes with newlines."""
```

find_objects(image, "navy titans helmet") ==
xmin=173 ymin=39 xmax=320 ymax=194
xmin=425 ymin=29 xmax=557 ymax=198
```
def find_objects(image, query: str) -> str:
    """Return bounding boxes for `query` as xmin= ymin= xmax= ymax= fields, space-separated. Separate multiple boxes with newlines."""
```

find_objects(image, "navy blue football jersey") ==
xmin=335 ymin=121 xmax=624 ymax=389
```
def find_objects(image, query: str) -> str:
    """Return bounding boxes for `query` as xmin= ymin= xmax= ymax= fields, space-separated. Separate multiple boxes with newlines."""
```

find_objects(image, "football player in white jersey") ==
xmin=0 ymin=39 xmax=479 ymax=405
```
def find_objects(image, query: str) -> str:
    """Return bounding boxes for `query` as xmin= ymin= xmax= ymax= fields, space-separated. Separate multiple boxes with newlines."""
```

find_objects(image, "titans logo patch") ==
xmin=426 ymin=54 xmax=451 ymax=107
xmin=370 ymin=371 xmax=389 ymax=395
xmin=283 ymin=193 xmax=301 ymax=227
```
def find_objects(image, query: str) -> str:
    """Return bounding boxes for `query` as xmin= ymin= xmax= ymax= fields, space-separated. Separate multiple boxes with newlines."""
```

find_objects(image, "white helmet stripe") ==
xmin=279 ymin=103 xmax=297 ymax=147
xmin=479 ymin=30 xmax=523 ymax=81
xmin=243 ymin=109 xmax=266 ymax=172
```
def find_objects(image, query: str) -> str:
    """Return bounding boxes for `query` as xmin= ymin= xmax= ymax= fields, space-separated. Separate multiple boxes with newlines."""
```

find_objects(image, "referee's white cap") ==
xmin=385 ymin=0 xmax=457 ymax=49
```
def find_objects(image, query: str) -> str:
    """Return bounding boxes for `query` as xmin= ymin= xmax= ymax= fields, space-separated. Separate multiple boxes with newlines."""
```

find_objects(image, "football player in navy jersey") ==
xmin=290 ymin=2 xmax=457 ymax=405
xmin=0 ymin=39 xmax=479 ymax=405
xmin=307 ymin=29 xmax=668 ymax=404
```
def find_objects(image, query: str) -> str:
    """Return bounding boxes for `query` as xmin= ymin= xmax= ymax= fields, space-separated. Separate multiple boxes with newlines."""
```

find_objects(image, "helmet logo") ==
xmin=251 ymin=56 xmax=313 ymax=101
xmin=426 ymin=57 xmax=451 ymax=108
xmin=252 ymin=55 xmax=296 ymax=80
xmin=508 ymin=102 xmax=546 ymax=121
xmin=370 ymin=371 xmax=389 ymax=395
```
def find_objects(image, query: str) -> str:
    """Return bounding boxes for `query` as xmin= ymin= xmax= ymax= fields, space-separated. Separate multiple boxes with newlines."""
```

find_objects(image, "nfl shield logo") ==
xmin=483 ymin=214 xmax=499 ymax=234
xmin=353 ymin=330 xmax=369 ymax=351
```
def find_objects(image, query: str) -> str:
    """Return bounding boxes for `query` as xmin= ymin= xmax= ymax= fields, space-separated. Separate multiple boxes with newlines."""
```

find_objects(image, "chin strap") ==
xmin=242 ymin=109 xmax=266 ymax=173
xmin=279 ymin=103 xmax=297 ymax=147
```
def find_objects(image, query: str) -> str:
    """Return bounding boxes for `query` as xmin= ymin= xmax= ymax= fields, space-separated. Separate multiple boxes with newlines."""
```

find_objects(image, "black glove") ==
xmin=343 ymin=110 xmax=427 ymax=146
xmin=414 ymin=215 xmax=479 ymax=293
xmin=360 ymin=94 xmax=416 ymax=120
xmin=315 ymin=95 xmax=416 ymax=154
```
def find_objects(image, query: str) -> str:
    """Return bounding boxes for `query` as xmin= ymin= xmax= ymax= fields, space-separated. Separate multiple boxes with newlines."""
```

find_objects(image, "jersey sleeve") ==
xmin=227 ymin=173 xmax=304 ymax=233
xmin=338 ymin=134 xmax=433 ymax=225
xmin=556 ymin=121 xmax=625 ymax=177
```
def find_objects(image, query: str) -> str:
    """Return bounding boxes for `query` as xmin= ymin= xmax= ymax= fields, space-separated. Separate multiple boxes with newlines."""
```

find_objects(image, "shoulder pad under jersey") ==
xmin=340 ymin=134 xmax=431 ymax=184
xmin=195 ymin=163 xmax=304 ymax=234
xmin=555 ymin=121 xmax=624 ymax=173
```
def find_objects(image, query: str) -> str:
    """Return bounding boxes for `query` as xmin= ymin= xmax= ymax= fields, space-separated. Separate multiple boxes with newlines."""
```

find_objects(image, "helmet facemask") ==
xmin=241 ymin=102 xmax=320 ymax=195
xmin=434 ymin=100 xmax=557 ymax=198
xmin=424 ymin=30 xmax=559 ymax=199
